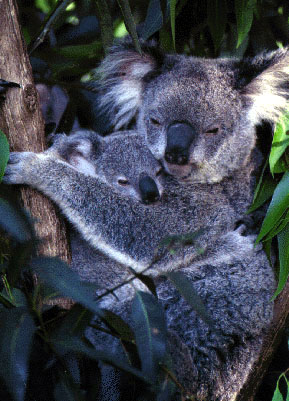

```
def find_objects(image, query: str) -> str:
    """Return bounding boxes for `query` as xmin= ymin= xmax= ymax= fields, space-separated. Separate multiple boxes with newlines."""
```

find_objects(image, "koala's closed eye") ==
xmin=118 ymin=178 xmax=130 ymax=186
xmin=204 ymin=124 xmax=221 ymax=135
xmin=150 ymin=117 xmax=162 ymax=127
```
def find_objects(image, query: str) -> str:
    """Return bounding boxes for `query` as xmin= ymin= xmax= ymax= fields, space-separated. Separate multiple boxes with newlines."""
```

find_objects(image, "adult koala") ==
xmin=96 ymin=40 xmax=289 ymax=188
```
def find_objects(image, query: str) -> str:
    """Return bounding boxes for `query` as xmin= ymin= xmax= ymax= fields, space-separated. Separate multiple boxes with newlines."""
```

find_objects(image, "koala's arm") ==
xmin=3 ymin=151 xmax=152 ymax=270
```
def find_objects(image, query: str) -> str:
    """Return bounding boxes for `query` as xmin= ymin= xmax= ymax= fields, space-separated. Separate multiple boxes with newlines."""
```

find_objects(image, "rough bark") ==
xmin=0 ymin=0 xmax=72 ymax=307
xmin=237 ymin=281 xmax=289 ymax=401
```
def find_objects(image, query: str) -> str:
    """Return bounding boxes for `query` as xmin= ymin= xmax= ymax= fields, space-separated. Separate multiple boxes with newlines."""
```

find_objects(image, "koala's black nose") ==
xmin=139 ymin=176 xmax=160 ymax=204
xmin=165 ymin=122 xmax=197 ymax=165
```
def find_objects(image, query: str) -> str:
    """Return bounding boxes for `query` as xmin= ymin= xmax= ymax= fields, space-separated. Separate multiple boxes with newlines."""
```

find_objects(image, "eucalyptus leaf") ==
xmin=256 ymin=172 xmax=289 ymax=243
xmin=247 ymin=175 xmax=276 ymax=214
xmin=235 ymin=0 xmax=256 ymax=48
xmin=29 ymin=257 xmax=104 ymax=317
xmin=272 ymin=379 xmax=284 ymax=401
xmin=54 ymin=374 xmax=85 ymax=401
xmin=263 ymin=209 xmax=289 ymax=241
xmin=166 ymin=271 xmax=215 ymax=328
xmin=141 ymin=0 xmax=163 ymax=41
xmin=116 ymin=0 xmax=141 ymax=54
xmin=270 ymin=112 xmax=289 ymax=174
xmin=95 ymin=0 xmax=113 ymax=52
xmin=52 ymin=304 xmax=93 ymax=340
xmin=0 ymin=130 xmax=9 ymax=182
xmin=273 ymin=223 xmax=289 ymax=298
xmin=131 ymin=291 xmax=167 ymax=381
xmin=0 ymin=198 xmax=32 ymax=243
xmin=51 ymin=336 xmax=151 ymax=383
xmin=207 ymin=0 xmax=227 ymax=51
xmin=0 ymin=307 xmax=36 ymax=401
xmin=102 ymin=308 xmax=135 ymax=342
xmin=263 ymin=237 xmax=273 ymax=266
xmin=170 ymin=0 xmax=177 ymax=51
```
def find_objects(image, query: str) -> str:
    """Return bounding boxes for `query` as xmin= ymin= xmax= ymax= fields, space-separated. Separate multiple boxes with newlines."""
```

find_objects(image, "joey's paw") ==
xmin=2 ymin=152 xmax=36 ymax=184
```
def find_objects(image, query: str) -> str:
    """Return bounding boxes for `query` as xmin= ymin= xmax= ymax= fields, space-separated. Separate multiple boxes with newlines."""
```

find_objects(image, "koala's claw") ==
xmin=8 ymin=152 xmax=25 ymax=164
xmin=2 ymin=152 xmax=35 ymax=185
xmin=235 ymin=224 xmax=246 ymax=235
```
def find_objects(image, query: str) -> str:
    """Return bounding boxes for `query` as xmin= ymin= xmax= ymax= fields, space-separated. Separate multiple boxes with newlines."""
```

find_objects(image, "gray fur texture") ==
xmin=3 ymin=130 xmax=247 ymax=274
xmin=3 ymin=130 xmax=275 ymax=400
xmin=96 ymin=41 xmax=289 ymax=185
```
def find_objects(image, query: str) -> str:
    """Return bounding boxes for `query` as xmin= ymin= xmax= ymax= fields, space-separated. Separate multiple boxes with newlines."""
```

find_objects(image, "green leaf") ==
xmin=141 ymin=0 xmax=164 ymax=40
xmin=272 ymin=385 xmax=284 ymax=401
xmin=51 ymin=336 xmax=151 ymax=383
xmin=54 ymin=374 xmax=85 ymax=401
xmin=116 ymin=0 xmax=142 ymax=54
xmin=55 ymin=41 xmax=102 ymax=59
xmin=95 ymin=0 xmax=114 ymax=52
xmin=166 ymin=271 xmax=215 ymax=328
xmin=52 ymin=304 xmax=93 ymax=340
xmin=156 ymin=372 xmax=176 ymax=401
xmin=0 ymin=307 xmax=36 ymax=401
xmin=247 ymin=175 xmax=276 ymax=214
xmin=235 ymin=0 xmax=256 ymax=48
xmin=29 ymin=257 xmax=104 ymax=317
xmin=170 ymin=0 xmax=177 ymax=51
xmin=131 ymin=291 xmax=167 ymax=381
xmin=0 ymin=198 xmax=32 ymax=243
xmin=263 ymin=237 xmax=273 ymax=265
xmin=270 ymin=112 xmax=289 ymax=174
xmin=256 ymin=172 xmax=289 ymax=243
xmin=128 ymin=267 xmax=157 ymax=296
xmin=273 ymin=223 xmax=289 ymax=298
xmin=272 ymin=375 xmax=285 ymax=401
xmin=264 ymin=210 xmax=289 ymax=241
xmin=0 ymin=130 xmax=9 ymax=182
xmin=102 ymin=309 xmax=135 ymax=342
xmin=207 ymin=0 xmax=227 ymax=51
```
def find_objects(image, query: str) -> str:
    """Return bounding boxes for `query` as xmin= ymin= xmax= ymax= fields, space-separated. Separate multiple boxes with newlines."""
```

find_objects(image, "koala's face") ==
xmin=94 ymin=133 xmax=164 ymax=203
xmin=138 ymin=59 xmax=253 ymax=184
xmin=98 ymin=42 xmax=289 ymax=184
xmin=56 ymin=130 xmax=164 ymax=204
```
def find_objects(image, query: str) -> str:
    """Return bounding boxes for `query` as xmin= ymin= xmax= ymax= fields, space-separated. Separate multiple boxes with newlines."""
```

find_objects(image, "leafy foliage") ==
xmin=0 ymin=0 xmax=289 ymax=400
xmin=272 ymin=370 xmax=289 ymax=401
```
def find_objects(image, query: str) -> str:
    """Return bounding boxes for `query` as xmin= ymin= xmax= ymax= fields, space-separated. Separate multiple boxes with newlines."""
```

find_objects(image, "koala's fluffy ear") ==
xmin=238 ymin=48 xmax=289 ymax=125
xmin=95 ymin=40 xmax=165 ymax=130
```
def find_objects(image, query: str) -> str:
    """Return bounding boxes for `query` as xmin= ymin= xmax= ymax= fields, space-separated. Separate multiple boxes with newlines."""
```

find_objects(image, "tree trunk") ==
xmin=237 ymin=281 xmax=289 ymax=401
xmin=0 ymin=0 xmax=72 ymax=307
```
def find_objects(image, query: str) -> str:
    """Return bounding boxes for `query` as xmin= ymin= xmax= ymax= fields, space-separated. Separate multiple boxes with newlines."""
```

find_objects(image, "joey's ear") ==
xmin=95 ymin=40 xmax=165 ymax=130
xmin=59 ymin=130 xmax=105 ymax=162
xmin=238 ymin=48 xmax=289 ymax=125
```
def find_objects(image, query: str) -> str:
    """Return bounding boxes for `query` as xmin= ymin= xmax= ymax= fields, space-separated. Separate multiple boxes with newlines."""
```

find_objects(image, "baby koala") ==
xmin=3 ymin=129 xmax=238 ymax=274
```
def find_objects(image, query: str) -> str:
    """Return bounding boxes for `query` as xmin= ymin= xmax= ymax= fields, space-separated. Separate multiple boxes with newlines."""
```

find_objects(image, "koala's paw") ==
xmin=223 ymin=226 xmax=262 ymax=259
xmin=2 ymin=152 xmax=36 ymax=185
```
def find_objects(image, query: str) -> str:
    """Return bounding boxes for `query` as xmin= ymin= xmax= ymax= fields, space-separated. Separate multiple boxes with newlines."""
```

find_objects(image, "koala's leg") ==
xmin=156 ymin=242 xmax=275 ymax=401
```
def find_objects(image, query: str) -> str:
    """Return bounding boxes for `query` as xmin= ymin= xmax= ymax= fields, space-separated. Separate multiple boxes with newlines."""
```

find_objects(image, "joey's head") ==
xmin=56 ymin=130 xmax=163 ymax=204
xmin=97 ymin=40 xmax=289 ymax=184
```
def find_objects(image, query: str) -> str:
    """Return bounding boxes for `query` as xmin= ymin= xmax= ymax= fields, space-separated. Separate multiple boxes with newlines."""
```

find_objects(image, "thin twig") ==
xmin=28 ymin=0 xmax=74 ymax=55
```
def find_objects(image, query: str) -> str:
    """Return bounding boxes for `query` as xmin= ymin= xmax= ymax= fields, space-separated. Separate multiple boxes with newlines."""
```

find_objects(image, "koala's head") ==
xmin=54 ymin=130 xmax=163 ymax=204
xmin=97 ymin=40 xmax=289 ymax=183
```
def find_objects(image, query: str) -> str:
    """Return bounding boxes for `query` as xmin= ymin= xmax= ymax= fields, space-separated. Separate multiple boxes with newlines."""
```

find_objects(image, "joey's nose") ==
xmin=139 ymin=176 xmax=160 ymax=204
xmin=165 ymin=122 xmax=197 ymax=165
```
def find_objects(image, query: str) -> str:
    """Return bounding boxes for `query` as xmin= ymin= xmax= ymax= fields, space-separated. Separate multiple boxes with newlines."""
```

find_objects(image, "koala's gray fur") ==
xmin=96 ymin=41 xmax=289 ymax=185
xmin=3 ymin=130 xmax=246 ymax=275
xmin=4 ymin=129 xmax=275 ymax=400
